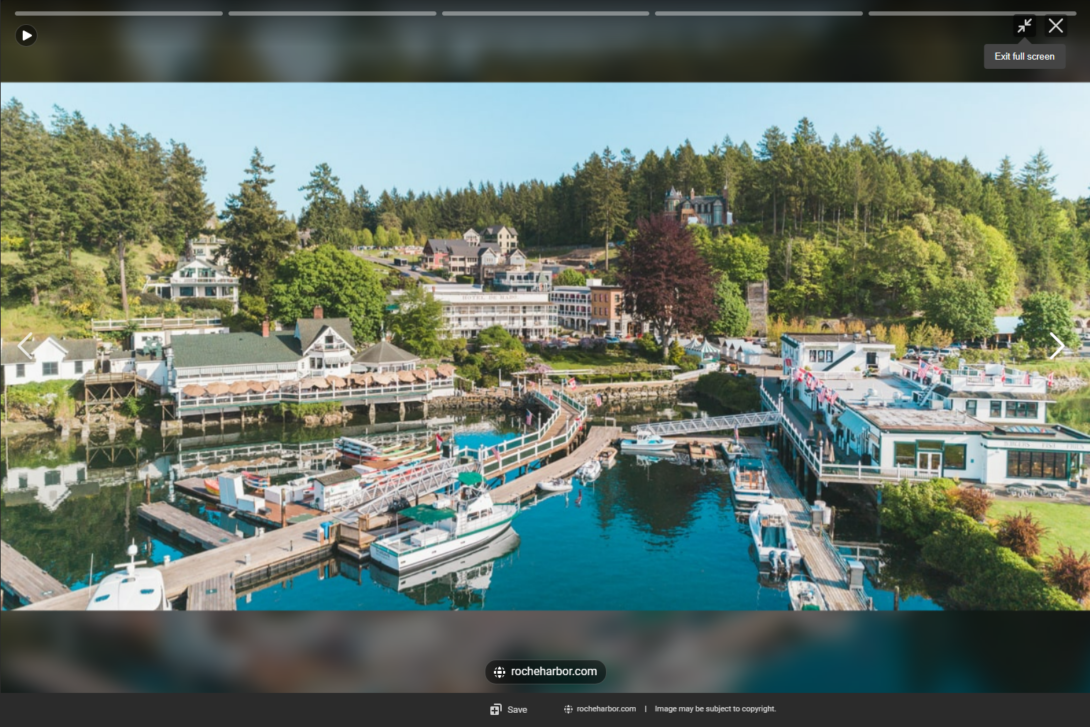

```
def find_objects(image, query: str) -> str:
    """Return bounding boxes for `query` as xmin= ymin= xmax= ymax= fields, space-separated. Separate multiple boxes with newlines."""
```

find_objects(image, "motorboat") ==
xmin=618 ymin=429 xmax=676 ymax=453
xmin=537 ymin=477 xmax=573 ymax=493
xmin=203 ymin=477 xmax=220 ymax=497
xmin=787 ymin=573 xmax=828 ymax=611
xmin=749 ymin=499 xmax=803 ymax=575
xmin=729 ymin=457 xmax=772 ymax=504
xmin=86 ymin=542 xmax=171 ymax=611
xmin=574 ymin=458 xmax=602 ymax=483
xmin=242 ymin=470 xmax=271 ymax=489
xmin=597 ymin=447 xmax=618 ymax=468
xmin=370 ymin=486 xmax=519 ymax=573
xmin=719 ymin=441 xmax=750 ymax=462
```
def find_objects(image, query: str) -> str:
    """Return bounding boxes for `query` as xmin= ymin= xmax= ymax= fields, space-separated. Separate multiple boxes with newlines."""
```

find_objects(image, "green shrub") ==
xmin=878 ymin=478 xmax=957 ymax=542
xmin=177 ymin=297 xmax=234 ymax=317
xmin=691 ymin=372 xmax=760 ymax=415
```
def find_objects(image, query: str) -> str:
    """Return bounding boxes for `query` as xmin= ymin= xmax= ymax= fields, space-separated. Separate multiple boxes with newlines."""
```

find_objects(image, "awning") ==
xmin=399 ymin=505 xmax=456 ymax=524
xmin=458 ymin=471 xmax=484 ymax=485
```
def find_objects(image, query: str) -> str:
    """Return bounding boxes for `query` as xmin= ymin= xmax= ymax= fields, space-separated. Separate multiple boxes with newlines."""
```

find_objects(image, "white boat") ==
xmin=729 ymin=456 xmax=772 ymax=504
xmin=749 ymin=499 xmax=803 ymax=575
xmin=619 ymin=429 xmax=676 ymax=453
xmin=537 ymin=477 xmax=573 ymax=493
xmin=574 ymin=458 xmax=602 ymax=482
xmin=598 ymin=447 xmax=618 ymax=468
xmin=370 ymin=486 xmax=519 ymax=573
xmin=788 ymin=573 xmax=828 ymax=611
xmin=86 ymin=542 xmax=171 ymax=611
xmin=720 ymin=441 xmax=750 ymax=462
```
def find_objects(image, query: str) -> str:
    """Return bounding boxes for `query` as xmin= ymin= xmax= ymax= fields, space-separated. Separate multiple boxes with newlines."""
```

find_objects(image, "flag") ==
xmin=828 ymin=391 xmax=838 ymax=406
xmin=435 ymin=434 xmax=444 ymax=451
xmin=526 ymin=409 xmax=533 ymax=426
xmin=567 ymin=377 xmax=577 ymax=390
xmin=979 ymin=369 xmax=986 ymax=382
xmin=493 ymin=446 xmax=502 ymax=464
xmin=1023 ymin=371 xmax=1031 ymax=385
xmin=1047 ymin=372 xmax=1054 ymax=387
xmin=999 ymin=372 xmax=1005 ymax=385
xmin=795 ymin=368 xmax=804 ymax=382
xmin=734 ymin=427 xmax=739 ymax=441
xmin=594 ymin=393 xmax=603 ymax=407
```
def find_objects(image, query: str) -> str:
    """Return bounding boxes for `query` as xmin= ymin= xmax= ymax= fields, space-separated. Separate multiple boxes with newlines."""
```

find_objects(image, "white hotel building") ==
xmin=425 ymin=285 xmax=557 ymax=340
xmin=549 ymin=285 xmax=593 ymax=332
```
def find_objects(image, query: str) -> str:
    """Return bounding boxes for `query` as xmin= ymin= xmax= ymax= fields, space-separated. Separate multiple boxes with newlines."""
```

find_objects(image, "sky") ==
xmin=4 ymin=83 xmax=1088 ymax=216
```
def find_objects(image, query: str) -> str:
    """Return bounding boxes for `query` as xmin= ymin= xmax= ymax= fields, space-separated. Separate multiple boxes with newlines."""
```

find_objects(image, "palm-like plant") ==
xmin=953 ymin=487 xmax=992 ymax=521
xmin=1044 ymin=547 xmax=1090 ymax=604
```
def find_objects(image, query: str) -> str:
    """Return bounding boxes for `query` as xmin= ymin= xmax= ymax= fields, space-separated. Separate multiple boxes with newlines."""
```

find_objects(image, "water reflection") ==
xmin=365 ymin=530 xmax=521 ymax=610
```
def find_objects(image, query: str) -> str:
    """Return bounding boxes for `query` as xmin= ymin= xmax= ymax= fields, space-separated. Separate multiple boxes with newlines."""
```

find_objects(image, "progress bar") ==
xmin=443 ymin=11 xmax=650 ymax=16
xmin=14 ymin=10 xmax=223 ymax=16
xmin=228 ymin=11 xmax=437 ymax=16
xmin=657 ymin=11 xmax=862 ymax=16
xmin=870 ymin=10 xmax=1077 ymax=16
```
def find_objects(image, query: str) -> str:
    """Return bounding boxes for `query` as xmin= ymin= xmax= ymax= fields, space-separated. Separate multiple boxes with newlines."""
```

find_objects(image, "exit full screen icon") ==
xmin=1013 ymin=15 xmax=1036 ymax=38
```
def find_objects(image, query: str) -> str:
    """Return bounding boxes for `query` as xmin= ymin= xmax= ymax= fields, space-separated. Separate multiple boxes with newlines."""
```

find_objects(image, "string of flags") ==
xmin=791 ymin=367 xmax=839 ymax=407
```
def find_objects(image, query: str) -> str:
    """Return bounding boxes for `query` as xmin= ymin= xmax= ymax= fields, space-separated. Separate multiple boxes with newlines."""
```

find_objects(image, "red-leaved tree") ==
xmin=616 ymin=214 xmax=719 ymax=358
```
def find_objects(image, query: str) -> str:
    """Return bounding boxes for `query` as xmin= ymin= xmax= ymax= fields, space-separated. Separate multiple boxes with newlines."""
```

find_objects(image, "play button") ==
xmin=17 ymin=25 xmax=37 ymax=46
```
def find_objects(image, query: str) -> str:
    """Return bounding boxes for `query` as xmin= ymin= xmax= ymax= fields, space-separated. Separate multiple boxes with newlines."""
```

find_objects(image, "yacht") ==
xmin=618 ymin=429 xmax=676 ymax=453
xmin=574 ymin=458 xmax=602 ymax=483
xmin=787 ymin=573 xmax=828 ymax=611
xmin=86 ymin=542 xmax=171 ymax=611
xmin=370 ymin=486 xmax=519 ymax=573
xmin=748 ymin=499 xmax=803 ymax=574
xmin=729 ymin=457 xmax=772 ymax=504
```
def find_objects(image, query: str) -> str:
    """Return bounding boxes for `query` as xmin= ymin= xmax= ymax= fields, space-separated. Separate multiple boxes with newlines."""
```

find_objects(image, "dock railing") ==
xmin=176 ymin=380 xmax=443 ymax=411
xmin=91 ymin=316 xmax=222 ymax=332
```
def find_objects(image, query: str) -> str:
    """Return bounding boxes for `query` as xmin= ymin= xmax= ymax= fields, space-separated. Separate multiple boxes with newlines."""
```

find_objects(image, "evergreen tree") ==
xmin=710 ymin=277 xmax=751 ymax=337
xmin=299 ymin=162 xmax=351 ymax=248
xmin=162 ymin=141 xmax=213 ymax=252
xmin=95 ymin=153 xmax=156 ymax=316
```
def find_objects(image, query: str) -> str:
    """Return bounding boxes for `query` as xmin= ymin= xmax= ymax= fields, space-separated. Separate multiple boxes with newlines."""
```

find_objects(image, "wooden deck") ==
xmin=1 ymin=540 xmax=70 ymax=606
xmin=186 ymin=573 xmax=236 ymax=611
xmin=489 ymin=426 xmax=621 ymax=504
xmin=173 ymin=477 xmax=325 ymax=528
xmin=21 ymin=514 xmax=337 ymax=611
xmin=760 ymin=444 xmax=867 ymax=611
xmin=138 ymin=502 xmax=243 ymax=550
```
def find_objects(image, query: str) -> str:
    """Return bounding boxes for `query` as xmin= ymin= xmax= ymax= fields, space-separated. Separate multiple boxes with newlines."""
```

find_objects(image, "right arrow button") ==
xmin=1049 ymin=332 xmax=1065 ymax=360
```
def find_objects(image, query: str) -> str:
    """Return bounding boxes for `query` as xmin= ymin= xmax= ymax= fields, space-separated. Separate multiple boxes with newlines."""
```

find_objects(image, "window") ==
xmin=42 ymin=362 xmax=59 ymax=376
xmin=965 ymin=400 xmax=977 ymax=416
xmin=990 ymin=401 xmax=1003 ymax=418
xmin=917 ymin=440 xmax=943 ymax=451
xmin=894 ymin=442 xmax=915 ymax=466
xmin=18 ymin=474 xmax=28 ymax=490
xmin=310 ymin=357 xmax=323 ymax=370
xmin=809 ymin=350 xmax=817 ymax=362
xmin=1006 ymin=451 xmax=1068 ymax=480
xmin=16 ymin=363 xmax=25 ymax=378
xmin=180 ymin=286 xmax=195 ymax=297
xmin=943 ymin=444 xmax=967 ymax=470
xmin=1007 ymin=401 xmax=1038 ymax=419
xmin=45 ymin=470 xmax=62 ymax=486
xmin=205 ymin=286 xmax=217 ymax=297
xmin=74 ymin=360 xmax=84 ymax=374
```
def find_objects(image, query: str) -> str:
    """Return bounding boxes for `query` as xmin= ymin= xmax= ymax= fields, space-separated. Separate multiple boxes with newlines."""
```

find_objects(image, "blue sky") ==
xmin=5 ymin=83 xmax=1088 ymax=215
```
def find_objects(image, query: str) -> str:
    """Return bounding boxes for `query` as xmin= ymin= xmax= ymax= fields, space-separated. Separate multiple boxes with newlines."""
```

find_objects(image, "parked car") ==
xmin=604 ymin=336 xmax=621 ymax=344
xmin=938 ymin=347 xmax=960 ymax=358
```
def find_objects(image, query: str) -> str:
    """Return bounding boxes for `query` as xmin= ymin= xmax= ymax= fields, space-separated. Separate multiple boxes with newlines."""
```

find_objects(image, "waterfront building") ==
xmin=589 ymin=285 xmax=645 ymax=338
xmin=549 ymin=285 xmax=592 ymax=331
xmin=780 ymin=332 xmax=895 ymax=376
xmin=492 ymin=267 xmax=552 ymax=293
xmin=352 ymin=340 xmax=420 ymax=374
xmin=0 ymin=334 xmax=98 ymax=386
xmin=142 ymin=259 xmax=241 ymax=312
xmin=425 ymin=285 xmax=556 ymax=340
xmin=718 ymin=338 xmax=764 ymax=366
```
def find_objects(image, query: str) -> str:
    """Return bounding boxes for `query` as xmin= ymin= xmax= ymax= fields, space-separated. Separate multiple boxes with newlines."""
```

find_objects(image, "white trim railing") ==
xmin=91 ymin=316 xmax=222 ymax=332
xmin=176 ymin=381 xmax=441 ymax=409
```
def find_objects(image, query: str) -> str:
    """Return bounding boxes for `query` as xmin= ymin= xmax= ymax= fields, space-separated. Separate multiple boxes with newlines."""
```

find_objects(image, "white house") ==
xmin=549 ymin=286 xmax=592 ymax=331
xmin=927 ymin=363 xmax=1050 ymax=425
xmin=832 ymin=406 xmax=1089 ymax=488
xmin=719 ymin=338 xmax=763 ymax=366
xmin=425 ymin=285 xmax=557 ymax=340
xmin=1 ymin=334 xmax=98 ymax=387
xmin=312 ymin=468 xmax=362 ymax=512
xmin=781 ymin=332 xmax=895 ymax=376
xmin=143 ymin=259 xmax=240 ymax=312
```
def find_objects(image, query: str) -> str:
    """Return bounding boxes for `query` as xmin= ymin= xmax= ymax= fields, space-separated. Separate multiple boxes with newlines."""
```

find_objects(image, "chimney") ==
xmin=262 ymin=319 xmax=270 ymax=338
xmin=313 ymin=305 xmax=323 ymax=320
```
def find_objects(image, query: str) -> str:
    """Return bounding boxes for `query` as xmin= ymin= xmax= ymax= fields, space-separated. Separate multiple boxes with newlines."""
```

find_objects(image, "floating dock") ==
xmin=138 ymin=502 xmax=243 ymax=550
xmin=186 ymin=573 xmax=236 ymax=611
xmin=173 ymin=477 xmax=324 ymax=528
xmin=1 ymin=540 xmax=71 ymax=607
xmin=490 ymin=426 xmax=620 ymax=503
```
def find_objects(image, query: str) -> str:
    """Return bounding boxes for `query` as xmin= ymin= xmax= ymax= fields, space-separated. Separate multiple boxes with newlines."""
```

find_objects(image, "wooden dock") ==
xmin=1 ymin=540 xmax=70 ymax=607
xmin=186 ymin=573 xmax=236 ymax=611
xmin=490 ymin=426 xmax=621 ymax=504
xmin=173 ymin=477 xmax=324 ymax=528
xmin=760 ymin=444 xmax=867 ymax=611
xmin=138 ymin=503 xmax=243 ymax=550
xmin=21 ymin=514 xmax=338 ymax=611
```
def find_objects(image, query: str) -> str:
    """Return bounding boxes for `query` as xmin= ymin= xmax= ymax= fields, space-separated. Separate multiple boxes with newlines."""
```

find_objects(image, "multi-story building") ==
xmin=480 ymin=225 xmax=519 ymax=254
xmin=423 ymin=227 xmax=524 ymax=281
xmin=143 ymin=259 xmax=240 ymax=312
xmin=1 ymin=334 xmax=98 ymax=386
xmin=492 ymin=267 xmax=552 ymax=293
xmin=665 ymin=186 xmax=733 ymax=227
xmin=425 ymin=285 xmax=556 ymax=340
xmin=589 ymin=285 xmax=644 ymax=338
xmin=780 ymin=332 xmax=896 ymax=376
xmin=549 ymin=285 xmax=592 ymax=332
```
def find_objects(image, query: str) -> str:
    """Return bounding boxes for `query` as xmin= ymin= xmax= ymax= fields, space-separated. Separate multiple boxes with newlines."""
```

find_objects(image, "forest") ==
xmin=2 ymin=98 xmax=1088 ymax=330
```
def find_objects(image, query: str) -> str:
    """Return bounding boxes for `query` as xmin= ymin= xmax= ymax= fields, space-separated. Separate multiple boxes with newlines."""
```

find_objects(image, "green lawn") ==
xmin=989 ymin=499 xmax=1090 ymax=556
xmin=533 ymin=348 xmax=644 ymax=369
xmin=1048 ymin=388 xmax=1090 ymax=434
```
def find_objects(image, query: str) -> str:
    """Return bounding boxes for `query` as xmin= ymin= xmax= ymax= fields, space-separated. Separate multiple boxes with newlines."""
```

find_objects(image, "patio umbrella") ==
xmin=246 ymin=381 xmax=265 ymax=394
xmin=229 ymin=381 xmax=251 ymax=395
xmin=413 ymin=369 xmax=431 ymax=382
xmin=205 ymin=382 xmax=230 ymax=397
xmin=357 ymin=373 xmax=374 ymax=387
xmin=262 ymin=380 xmax=280 ymax=392
xmin=437 ymin=364 xmax=455 ymax=378
xmin=308 ymin=377 xmax=331 ymax=389
xmin=398 ymin=370 xmax=417 ymax=384
xmin=326 ymin=375 xmax=347 ymax=388
xmin=182 ymin=384 xmax=206 ymax=398
xmin=374 ymin=372 xmax=394 ymax=386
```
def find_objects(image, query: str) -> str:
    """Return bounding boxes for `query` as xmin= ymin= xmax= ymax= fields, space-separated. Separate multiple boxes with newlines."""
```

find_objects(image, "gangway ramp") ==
xmin=632 ymin=410 xmax=780 ymax=436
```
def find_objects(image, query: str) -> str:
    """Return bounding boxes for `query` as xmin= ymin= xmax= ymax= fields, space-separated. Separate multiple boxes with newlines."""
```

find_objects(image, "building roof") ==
xmin=296 ymin=318 xmax=356 ymax=352
xmin=933 ymin=384 xmax=1050 ymax=401
xmin=353 ymin=340 xmax=419 ymax=365
xmin=850 ymin=406 xmax=994 ymax=433
xmin=314 ymin=469 xmax=360 ymax=487
xmin=483 ymin=224 xmax=517 ymax=236
xmin=782 ymin=332 xmax=892 ymax=347
xmin=1 ymin=336 xmax=97 ymax=365
xmin=983 ymin=424 xmax=1090 ymax=443
xmin=425 ymin=239 xmax=501 ymax=259
xmin=171 ymin=331 xmax=301 ymax=368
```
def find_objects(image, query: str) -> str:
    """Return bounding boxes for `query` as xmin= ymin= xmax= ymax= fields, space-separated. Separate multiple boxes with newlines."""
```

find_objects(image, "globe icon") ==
xmin=493 ymin=666 xmax=506 ymax=679
xmin=564 ymin=705 xmax=574 ymax=714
